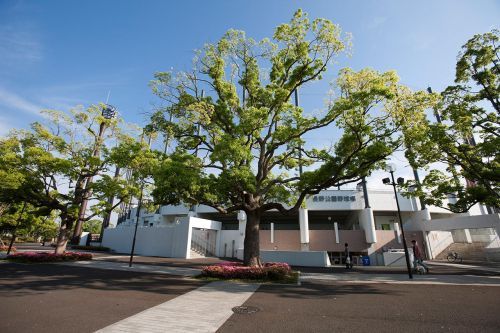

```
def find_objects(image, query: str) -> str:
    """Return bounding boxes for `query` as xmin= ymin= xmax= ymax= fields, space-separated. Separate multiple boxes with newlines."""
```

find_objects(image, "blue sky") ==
xmin=0 ymin=0 xmax=499 ymax=186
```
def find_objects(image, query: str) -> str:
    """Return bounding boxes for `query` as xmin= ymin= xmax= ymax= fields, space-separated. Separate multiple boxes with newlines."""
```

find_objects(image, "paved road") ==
xmin=0 ymin=262 xmax=205 ymax=333
xmin=218 ymin=280 xmax=500 ymax=333
xmin=4 ymin=245 xmax=500 ymax=333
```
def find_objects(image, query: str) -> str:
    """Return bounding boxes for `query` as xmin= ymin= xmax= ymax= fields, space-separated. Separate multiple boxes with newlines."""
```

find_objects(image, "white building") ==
xmin=101 ymin=187 xmax=500 ymax=267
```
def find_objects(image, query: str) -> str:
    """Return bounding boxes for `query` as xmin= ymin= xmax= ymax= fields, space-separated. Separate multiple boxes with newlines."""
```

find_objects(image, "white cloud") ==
xmin=0 ymin=23 xmax=42 ymax=65
xmin=0 ymin=86 xmax=43 ymax=115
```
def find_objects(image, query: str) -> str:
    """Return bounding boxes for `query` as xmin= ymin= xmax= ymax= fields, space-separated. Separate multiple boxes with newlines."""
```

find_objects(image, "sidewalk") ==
xmin=300 ymin=272 xmax=500 ymax=286
xmin=96 ymin=281 xmax=259 ymax=333
xmin=58 ymin=259 xmax=201 ymax=277
xmin=56 ymin=258 xmax=500 ymax=287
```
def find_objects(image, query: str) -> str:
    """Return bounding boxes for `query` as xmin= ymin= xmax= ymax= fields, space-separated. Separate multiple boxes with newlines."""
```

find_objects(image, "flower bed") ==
xmin=0 ymin=245 xmax=16 ymax=252
xmin=200 ymin=261 xmax=293 ymax=281
xmin=7 ymin=251 xmax=92 ymax=263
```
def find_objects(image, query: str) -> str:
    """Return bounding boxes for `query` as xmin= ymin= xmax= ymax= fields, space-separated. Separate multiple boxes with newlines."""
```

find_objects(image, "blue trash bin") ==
xmin=362 ymin=256 xmax=370 ymax=266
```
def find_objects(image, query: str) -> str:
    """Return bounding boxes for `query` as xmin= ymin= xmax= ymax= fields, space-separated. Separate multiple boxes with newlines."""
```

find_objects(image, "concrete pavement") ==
xmin=58 ymin=258 xmax=202 ymax=277
xmin=300 ymin=271 xmax=500 ymax=286
xmin=96 ymin=281 xmax=260 ymax=333
xmin=3 ymin=247 xmax=500 ymax=333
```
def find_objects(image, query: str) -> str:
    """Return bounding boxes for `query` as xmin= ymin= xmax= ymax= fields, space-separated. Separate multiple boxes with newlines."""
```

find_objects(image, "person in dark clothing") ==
xmin=412 ymin=239 xmax=429 ymax=273
xmin=344 ymin=243 xmax=353 ymax=269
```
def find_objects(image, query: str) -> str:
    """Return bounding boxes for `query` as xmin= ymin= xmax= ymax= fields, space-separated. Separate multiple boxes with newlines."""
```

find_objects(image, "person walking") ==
xmin=412 ymin=240 xmax=429 ymax=273
xmin=344 ymin=243 xmax=353 ymax=269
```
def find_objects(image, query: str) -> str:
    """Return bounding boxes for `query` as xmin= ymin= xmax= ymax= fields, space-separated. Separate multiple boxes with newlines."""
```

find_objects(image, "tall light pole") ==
xmin=382 ymin=164 xmax=413 ymax=279
xmin=72 ymin=104 xmax=117 ymax=244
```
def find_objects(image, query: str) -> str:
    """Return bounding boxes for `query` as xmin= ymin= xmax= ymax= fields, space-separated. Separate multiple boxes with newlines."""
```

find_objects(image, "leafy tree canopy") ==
xmin=148 ymin=10 xmax=434 ymax=266
xmin=406 ymin=29 xmax=499 ymax=212
xmin=0 ymin=104 xmax=157 ymax=253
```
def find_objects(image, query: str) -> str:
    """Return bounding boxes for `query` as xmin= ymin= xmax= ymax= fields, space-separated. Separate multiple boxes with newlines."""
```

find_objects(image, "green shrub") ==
xmin=7 ymin=251 xmax=92 ymax=262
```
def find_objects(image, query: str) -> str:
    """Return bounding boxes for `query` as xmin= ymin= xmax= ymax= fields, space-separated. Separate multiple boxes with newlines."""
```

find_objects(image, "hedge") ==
xmin=7 ymin=251 xmax=92 ymax=263
xmin=201 ymin=261 xmax=292 ymax=281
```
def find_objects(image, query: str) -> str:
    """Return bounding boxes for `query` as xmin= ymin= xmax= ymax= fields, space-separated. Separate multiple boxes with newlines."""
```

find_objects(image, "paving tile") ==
xmin=96 ymin=281 xmax=260 ymax=333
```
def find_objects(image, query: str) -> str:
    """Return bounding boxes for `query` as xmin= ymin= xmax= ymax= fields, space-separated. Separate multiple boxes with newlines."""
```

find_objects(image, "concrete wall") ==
xmin=372 ymin=230 xmax=401 ymax=252
xmin=422 ymin=213 xmax=500 ymax=232
xmin=78 ymin=232 xmax=90 ymax=246
xmin=102 ymin=225 xmax=178 ymax=257
xmin=338 ymin=230 xmax=368 ymax=252
xmin=102 ymin=216 xmax=221 ymax=258
xmin=304 ymin=190 xmax=364 ymax=211
xmin=260 ymin=230 xmax=301 ymax=251
xmin=425 ymin=230 xmax=454 ymax=259
xmin=374 ymin=216 xmax=397 ymax=230
xmin=309 ymin=230 xmax=337 ymax=251
xmin=219 ymin=230 xmax=239 ymax=258
xmin=261 ymin=250 xmax=331 ymax=267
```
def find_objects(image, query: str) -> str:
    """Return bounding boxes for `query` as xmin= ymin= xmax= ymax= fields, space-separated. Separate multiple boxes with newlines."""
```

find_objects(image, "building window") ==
xmin=381 ymin=224 xmax=390 ymax=230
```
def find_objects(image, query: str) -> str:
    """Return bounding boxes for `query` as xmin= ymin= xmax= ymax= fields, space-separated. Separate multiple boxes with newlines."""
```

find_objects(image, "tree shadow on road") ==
xmin=255 ymin=280 xmax=402 ymax=300
xmin=0 ymin=262 xmax=204 ymax=297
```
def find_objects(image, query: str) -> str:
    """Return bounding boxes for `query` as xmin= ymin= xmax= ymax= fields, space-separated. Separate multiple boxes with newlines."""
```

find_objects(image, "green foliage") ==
xmin=82 ymin=219 xmax=102 ymax=234
xmin=149 ymin=10 xmax=430 ymax=219
xmin=0 ymin=203 xmax=58 ymax=240
xmin=0 ymin=104 xmax=153 ymax=251
xmin=406 ymin=30 xmax=499 ymax=212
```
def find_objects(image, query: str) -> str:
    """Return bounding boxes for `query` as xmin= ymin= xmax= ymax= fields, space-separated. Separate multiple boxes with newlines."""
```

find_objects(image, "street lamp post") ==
xmin=383 ymin=164 xmax=413 ymax=279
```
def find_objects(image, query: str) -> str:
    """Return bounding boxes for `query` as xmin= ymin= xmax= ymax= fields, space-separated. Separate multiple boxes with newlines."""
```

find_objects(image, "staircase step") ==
xmin=435 ymin=242 xmax=492 ymax=261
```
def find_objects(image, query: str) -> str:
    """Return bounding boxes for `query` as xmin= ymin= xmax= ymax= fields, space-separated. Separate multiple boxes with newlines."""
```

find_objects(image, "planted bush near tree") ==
xmin=201 ymin=262 xmax=294 ymax=281
xmin=6 ymin=251 xmax=92 ymax=263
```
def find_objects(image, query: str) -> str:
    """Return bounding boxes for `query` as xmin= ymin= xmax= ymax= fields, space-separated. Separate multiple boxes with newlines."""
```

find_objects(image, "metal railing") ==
xmin=190 ymin=233 xmax=216 ymax=257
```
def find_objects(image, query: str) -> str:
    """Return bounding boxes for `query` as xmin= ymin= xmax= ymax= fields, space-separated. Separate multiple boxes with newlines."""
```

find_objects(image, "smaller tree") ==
xmin=407 ymin=29 xmax=499 ymax=212
xmin=0 ymin=105 xmax=154 ymax=254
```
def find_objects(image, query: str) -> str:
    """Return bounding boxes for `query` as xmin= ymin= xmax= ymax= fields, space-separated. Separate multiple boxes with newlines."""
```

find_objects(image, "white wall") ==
xmin=421 ymin=213 xmax=500 ymax=232
xmin=304 ymin=190 xmax=364 ymax=211
xmin=426 ymin=230 xmax=454 ymax=258
xmin=102 ymin=225 xmax=177 ymax=257
xmin=261 ymin=250 xmax=331 ymax=267
xmin=102 ymin=216 xmax=221 ymax=258
xmin=219 ymin=230 xmax=239 ymax=258
xmin=374 ymin=216 xmax=397 ymax=230
xmin=79 ymin=232 xmax=90 ymax=246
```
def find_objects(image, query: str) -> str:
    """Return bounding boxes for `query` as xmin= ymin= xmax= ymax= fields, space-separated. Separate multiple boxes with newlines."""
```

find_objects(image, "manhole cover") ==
xmin=232 ymin=306 xmax=260 ymax=314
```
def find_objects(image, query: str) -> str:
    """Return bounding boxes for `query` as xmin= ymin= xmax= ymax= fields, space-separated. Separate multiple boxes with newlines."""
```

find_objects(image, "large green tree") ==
xmin=148 ymin=10 xmax=434 ymax=266
xmin=407 ymin=29 xmax=499 ymax=212
xmin=0 ymin=105 xmax=155 ymax=254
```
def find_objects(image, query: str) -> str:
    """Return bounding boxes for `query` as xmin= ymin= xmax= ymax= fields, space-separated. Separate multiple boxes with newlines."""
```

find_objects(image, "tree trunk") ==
xmin=243 ymin=209 xmax=262 ymax=267
xmin=55 ymin=219 xmax=72 ymax=254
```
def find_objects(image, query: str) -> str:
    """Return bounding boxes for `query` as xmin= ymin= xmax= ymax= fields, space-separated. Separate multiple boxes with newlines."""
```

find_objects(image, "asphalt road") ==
xmin=0 ymin=262 xmax=205 ymax=333
xmin=218 ymin=280 xmax=500 ymax=333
